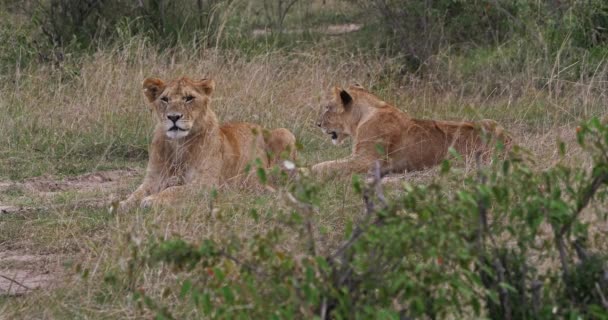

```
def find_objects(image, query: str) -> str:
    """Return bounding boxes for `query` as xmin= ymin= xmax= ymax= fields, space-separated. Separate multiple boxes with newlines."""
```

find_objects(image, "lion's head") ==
xmin=142 ymin=77 xmax=216 ymax=140
xmin=316 ymin=86 xmax=361 ymax=145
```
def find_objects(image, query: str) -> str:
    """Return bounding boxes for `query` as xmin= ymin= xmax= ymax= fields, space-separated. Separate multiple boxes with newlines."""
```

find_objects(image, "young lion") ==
xmin=119 ymin=77 xmax=296 ymax=210
xmin=312 ymin=85 xmax=511 ymax=177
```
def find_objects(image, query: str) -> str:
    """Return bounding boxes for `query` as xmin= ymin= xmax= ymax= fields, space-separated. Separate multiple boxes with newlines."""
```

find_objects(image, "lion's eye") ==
xmin=185 ymin=96 xmax=194 ymax=103
xmin=160 ymin=96 xmax=169 ymax=103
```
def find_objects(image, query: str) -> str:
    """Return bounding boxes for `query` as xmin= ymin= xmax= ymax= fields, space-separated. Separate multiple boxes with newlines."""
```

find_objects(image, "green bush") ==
xmin=348 ymin=0 xmax=522 ymax=68
xmin=550 ymin=0 xmax=608 ymax=49
xmin=350 ymin=0 xmax=608 ymax=71
xmin=30 ymin=0 xmax=233 ymax=48
xmin=105 ymin=117 xmax=608 ymax=318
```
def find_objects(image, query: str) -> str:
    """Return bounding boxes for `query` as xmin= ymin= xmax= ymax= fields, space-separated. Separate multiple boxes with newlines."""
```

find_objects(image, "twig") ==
xmin=475 ymin=152 xmax=488 ymax=252
xmin=559 ymin=172 xmax=608 ymax=238
xmin=284 ymin=191 xmax=317 ymax=256
xmin=531 ymin=279 xmax=543 ymax=316
xmin=217 ymin=250 xmax=267 ymax=278
xmin=320 ymin=297 xmax=328 ymax=320
xmin=0 ymin=274 xmax=32 ymax=291
xmin=573 ymin=238 xmax=589 ymax=261
xmin=322 ymin=162 xmax=393 ymax=317
xmin=330 ymin=162 xmax=385 ymax=261
xmin=553 ymin=172 xmax=607 ymax=276
xmin=555 ymin=234 xmax=570 ymax=275
xmin=372 ymin=161 xmax=387 ymax=209
xmin=493 ymin=257 xmax=512 ymax=320
xmin=595 ymin=282 xmax=608 ymax=310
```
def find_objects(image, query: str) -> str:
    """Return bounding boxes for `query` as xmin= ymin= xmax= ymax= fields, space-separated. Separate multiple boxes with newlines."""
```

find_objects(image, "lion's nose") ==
xmin=167 ymin=114 xmax=182 ymax=123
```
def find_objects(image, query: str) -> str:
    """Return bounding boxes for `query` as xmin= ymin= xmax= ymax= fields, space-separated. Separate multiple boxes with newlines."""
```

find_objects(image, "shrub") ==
xmin=31 ymin=0 xmax=233 ymax=48
xmin=105 ymin=117 xmax=608 ymax=318
xmin=351 ymin=0 xmax=608 ymax=71
xmin=348 ymin=0 xmax=522 ymax=69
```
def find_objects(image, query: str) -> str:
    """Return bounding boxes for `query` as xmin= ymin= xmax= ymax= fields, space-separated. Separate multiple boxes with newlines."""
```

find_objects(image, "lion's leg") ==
xmin=139 ymin=185 xmax=191 ymax=208
xmin=311 ymin=156 xmax=375 ymax=178
xmin=119 ymin=185 xmax=149 ymax=209
xmin=140 ymin=174 xmax=221 ymax=208
xmin=118 ymin=177 xmax=162 ymax=212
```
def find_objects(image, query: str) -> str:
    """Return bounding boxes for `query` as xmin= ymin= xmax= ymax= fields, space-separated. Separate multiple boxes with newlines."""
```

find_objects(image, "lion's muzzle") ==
xmin=165 ymin=112 xmax=190 ymax=139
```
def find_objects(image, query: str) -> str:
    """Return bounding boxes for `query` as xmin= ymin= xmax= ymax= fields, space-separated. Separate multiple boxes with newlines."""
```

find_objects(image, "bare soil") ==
xmin=0 ymin=169 xmax=141 ymax=296
xmin=0 ymin=250 xmax=64 ymax=296
xmin=252 ymin=23 xmax=362 ymax=37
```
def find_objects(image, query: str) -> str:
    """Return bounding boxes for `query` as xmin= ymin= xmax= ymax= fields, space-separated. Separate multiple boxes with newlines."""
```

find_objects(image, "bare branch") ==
xmin=555 ymin=234 xmax=570 ymax=275
xmin=284 ymin=191 xmax=317 ymax=256
xmin=493 ymin=257 xmax=512 ymax=320
xmin=559 ymin=172 xmax=608 ymax=237
xmin=217 ymin=249 xmax=267 ymax=278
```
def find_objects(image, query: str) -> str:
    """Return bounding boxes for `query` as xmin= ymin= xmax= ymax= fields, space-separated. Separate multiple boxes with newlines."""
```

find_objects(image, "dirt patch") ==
xmin=21 ymin=168 xmax=139 ymax=194
xmin=0 ymin=249 xmax=65 ymax=296
xmin=0 ymin=205 xmax=34 ymax=215
xmin=253 ymin=23 xmax=362 ymax=37
xmin=0 ymin=169 xmax=141 ymax=214
xmin=0 ymin=169 xmax=140 ymax=297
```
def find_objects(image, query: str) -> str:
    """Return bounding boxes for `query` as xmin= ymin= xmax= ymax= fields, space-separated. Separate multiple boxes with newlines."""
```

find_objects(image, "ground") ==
xmin=0 ymin=169 xmax=139 ymax=296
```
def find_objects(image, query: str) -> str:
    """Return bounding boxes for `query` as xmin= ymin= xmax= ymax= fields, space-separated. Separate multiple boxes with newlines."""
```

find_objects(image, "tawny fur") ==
xmin=119 ymin=77 xmax=296 ymax=210
xmin=312 ymin=85 xmax=512 ymax=177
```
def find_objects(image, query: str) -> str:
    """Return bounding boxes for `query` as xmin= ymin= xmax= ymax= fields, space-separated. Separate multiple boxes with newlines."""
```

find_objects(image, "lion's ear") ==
xmin=339 ymin=89 xmax=353 ymax=108
xmin=142 ymin=78 xmax=166 ymax=103
xmin=194 ymin=78 xmax=215 ymax=96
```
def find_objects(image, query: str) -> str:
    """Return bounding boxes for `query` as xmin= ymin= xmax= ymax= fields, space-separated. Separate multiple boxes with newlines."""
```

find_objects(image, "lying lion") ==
xmin=312 ymin=85 xmax=511 ymax=177
xmin=119 ymin=77 xmax=296 ymax=210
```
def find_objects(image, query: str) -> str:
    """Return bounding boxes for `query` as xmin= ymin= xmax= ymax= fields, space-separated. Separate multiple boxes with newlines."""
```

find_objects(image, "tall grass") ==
xmin=2 ymin=36 xmax=606 ymax=180
xmin=0 ymin=35 xmax=607 ymax=317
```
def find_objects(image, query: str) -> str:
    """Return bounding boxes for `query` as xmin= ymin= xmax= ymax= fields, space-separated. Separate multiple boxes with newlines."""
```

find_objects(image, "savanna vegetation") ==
xmin=0 ymin=0 xmax=607 ymax=318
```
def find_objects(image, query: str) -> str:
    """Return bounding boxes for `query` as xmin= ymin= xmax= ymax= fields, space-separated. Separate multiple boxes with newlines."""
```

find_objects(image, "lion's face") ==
xmin=142 ymin=77 xmax=215 ymax=140
xmin=316 ymin=87 xmax=353 ymax=145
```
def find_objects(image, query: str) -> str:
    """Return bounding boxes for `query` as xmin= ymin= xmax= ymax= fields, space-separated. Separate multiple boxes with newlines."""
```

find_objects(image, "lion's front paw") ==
xmin=140 ymin=195 xmax=156 ymax=209
xmin=311 ymin=163 xmax=326 ymax=175
xmin=118 ymin=200 xmax=130 ymax=212
xmin=110 ymin=199 xmax=133 ymax=214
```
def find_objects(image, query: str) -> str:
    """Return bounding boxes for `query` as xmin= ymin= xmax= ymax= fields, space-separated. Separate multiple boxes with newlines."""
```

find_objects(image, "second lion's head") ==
xmin=142 ymin=76 xmax=216 ymax=139
xmin=315 ymin=86 xmax=359 ymax=145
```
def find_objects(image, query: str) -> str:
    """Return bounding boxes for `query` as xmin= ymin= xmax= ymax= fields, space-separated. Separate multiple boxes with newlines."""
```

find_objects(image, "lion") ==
xmin=118 ymin=76 xmax=296 ymax=210
xmin=311 ymin=85 xmax=511 ymax=177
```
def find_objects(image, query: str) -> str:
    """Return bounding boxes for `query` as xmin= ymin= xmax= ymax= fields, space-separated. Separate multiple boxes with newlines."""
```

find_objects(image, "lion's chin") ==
xmin=165 ymin=129 xmax=190 ymax=139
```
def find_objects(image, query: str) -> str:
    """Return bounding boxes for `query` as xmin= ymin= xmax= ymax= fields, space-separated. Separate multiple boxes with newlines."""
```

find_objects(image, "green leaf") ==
xmin=222 ymin=286 xmax=235 ymax=304
xmin=249 ymin=209 xmax=259 ymax=222
xmin=213 ymin=267 xmax=225 ymax=282
xmin=180 ymin=279 xmax=192 ymax=299
xmin=499 ymin=282 xmax=517 ymax=293
xmin=345 ymin=220 xmax=353 ymax=239
xmin=558 ymin=141 xmax=566 ymax=156
xmin=440 ymin=159 xmax=451 ymax=174
xmin=257 ymin=167 xmax=267 ymax=184
xmin=352 ymin=174 xmax=362 ymax=194
xmin=202 ymin=292 xmax=212 ymax=315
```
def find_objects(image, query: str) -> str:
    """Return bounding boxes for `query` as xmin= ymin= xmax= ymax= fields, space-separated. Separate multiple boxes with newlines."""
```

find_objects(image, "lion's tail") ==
xmin=478 ymin=119 xmax=513 ymax=150
xmin=264 ymin=128 xmax=297 ymax=166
